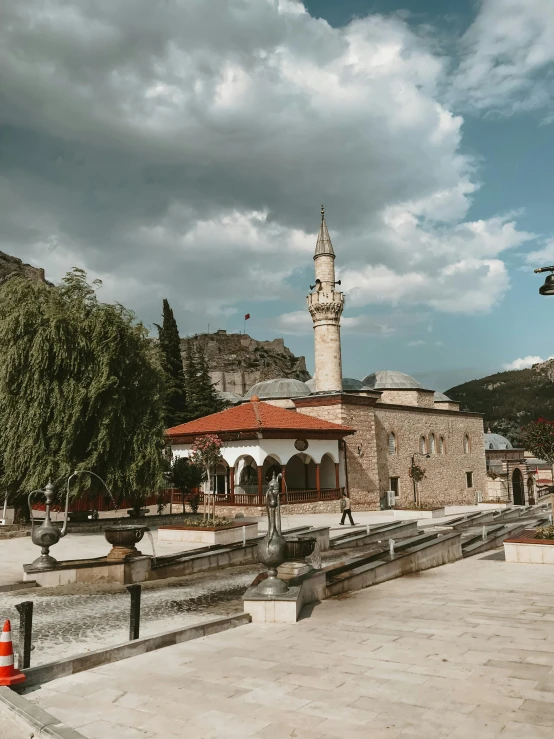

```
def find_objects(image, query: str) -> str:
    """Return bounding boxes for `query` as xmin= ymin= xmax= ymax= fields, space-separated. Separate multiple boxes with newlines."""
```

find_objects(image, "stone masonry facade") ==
xmin=294 ymin=394 xmax=486 ymax=511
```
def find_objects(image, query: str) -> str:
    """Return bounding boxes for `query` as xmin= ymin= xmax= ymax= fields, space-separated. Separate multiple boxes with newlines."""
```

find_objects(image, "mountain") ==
xmin=446 ymin=359 xmax=554 ymax=446
xmin=0 ymin=251 xmax=49 ymax=286
xmin=181 ymin=330 xmax=310 ymax=397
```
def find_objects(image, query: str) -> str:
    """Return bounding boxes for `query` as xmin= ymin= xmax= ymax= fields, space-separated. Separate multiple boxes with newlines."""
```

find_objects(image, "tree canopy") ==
xmin=524 ymin=418 xmax=554 ymax=465
xmin=156 ymin=299 xmax=187 ymax=428
xmin=185 ymin=344 xmax=225 ymax=421
xmin=0 ymin=270 xmax=166 ymax=508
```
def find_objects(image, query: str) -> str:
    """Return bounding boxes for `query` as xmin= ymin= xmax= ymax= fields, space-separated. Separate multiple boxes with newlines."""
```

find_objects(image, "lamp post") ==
xmin=411 ymin=452 xmax=430 ymax=505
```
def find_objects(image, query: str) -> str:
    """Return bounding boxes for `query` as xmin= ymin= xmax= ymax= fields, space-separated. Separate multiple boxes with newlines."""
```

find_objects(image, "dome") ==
xmin=434 ymin=391 xmax=451 ymax=402
xmin=484 ymin=433 xmax=513 ymax=450
xmin=217 ymin=391 xmax=242 ymax=405
xmin=243 ymin=378 xmax=312 ymax=400
xmin=361 ymin=370 xmax=425 ymax=390
xmin=305 ymin=377 xmax=369 ymax=392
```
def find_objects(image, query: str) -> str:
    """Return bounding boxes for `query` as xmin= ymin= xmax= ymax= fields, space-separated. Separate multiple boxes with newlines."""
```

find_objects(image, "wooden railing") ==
xmin=191 ymin=487 xmax=344 ymax=507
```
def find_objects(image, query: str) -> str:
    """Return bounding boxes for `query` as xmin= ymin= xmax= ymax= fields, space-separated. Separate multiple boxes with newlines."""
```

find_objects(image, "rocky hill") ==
xmin=182 ymin=331 xmax=310 ymax=397
xmin=0 ymin=251 xmax=48 ymax=286
xmin=447 ymin=359 xmax=554 ymax=446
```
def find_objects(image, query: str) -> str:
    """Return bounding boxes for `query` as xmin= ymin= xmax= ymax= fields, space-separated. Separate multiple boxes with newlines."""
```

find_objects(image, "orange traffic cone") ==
xmin=0 ymin=620 xmax=26 ymax=686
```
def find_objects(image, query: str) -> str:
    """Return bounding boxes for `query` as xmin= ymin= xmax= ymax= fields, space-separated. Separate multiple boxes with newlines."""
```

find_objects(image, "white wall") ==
xmin=171 ymin=438 xmax=339 ymax=467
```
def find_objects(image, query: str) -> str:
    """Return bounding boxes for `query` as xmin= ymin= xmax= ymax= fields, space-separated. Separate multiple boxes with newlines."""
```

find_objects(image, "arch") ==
xmin=439 ymin=436 xmax=446 ymax=455
xmin=262 ymin=454 xmax=282 ymax=483
xmin=419 ymin=435 xmax=427 ymax=454
xmin=429 ymin=433 xmax=436 ymax=454
xmin=285 ymin=453 xmax=317 ymax=490
xmin=463 ymin=434 xmax=471 ymax=454
xmin=320 ymin=453 xmax=337 ymax=489
xmin=388 ymin=432 xmax=397 ymax=454
xmin=234 ymin=455 xmax=258 ymax=494
xmin=512 ymin=468 xmax=525 ymax=505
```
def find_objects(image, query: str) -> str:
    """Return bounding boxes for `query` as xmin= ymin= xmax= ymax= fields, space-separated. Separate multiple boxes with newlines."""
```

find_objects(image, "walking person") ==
xmin=339 ymin=491 xmax=356 ymax=525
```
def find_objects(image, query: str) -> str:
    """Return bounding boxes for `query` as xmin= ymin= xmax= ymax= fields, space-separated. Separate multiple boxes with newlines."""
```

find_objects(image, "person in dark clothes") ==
xmin=339 ymin=491 xmax=355 ymax=525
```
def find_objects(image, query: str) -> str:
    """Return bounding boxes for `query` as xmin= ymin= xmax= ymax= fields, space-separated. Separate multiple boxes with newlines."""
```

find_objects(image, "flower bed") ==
xmin=158 ymin=520 xmax=259 ymax=545
xmin=504 ymin=527 xmax=554 ymax=564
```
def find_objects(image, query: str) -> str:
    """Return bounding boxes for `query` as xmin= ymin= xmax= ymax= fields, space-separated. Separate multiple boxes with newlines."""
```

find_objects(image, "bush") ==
xmin=535 ymin=525 xmax=554 ymax=540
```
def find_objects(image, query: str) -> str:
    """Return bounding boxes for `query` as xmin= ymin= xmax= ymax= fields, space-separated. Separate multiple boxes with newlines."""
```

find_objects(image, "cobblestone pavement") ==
xmin=0 ymin=565 xmax=261 ymax=666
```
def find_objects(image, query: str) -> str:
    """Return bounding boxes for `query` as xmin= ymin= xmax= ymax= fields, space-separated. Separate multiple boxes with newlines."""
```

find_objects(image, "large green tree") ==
xmin=184 ymin=344 xmax=225 ymax=421
xmin=156 ymin=299 xmax=188 ymax=428
xmin=0 ymin=269 xmax=166 ymax=512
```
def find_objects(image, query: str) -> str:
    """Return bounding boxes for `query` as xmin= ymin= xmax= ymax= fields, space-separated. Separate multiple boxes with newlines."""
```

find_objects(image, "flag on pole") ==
xmin=245 ymin=314 xmax=250 ymax=320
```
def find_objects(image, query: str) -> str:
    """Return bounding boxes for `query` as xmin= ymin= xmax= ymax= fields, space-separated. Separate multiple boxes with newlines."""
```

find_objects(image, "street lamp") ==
xmin=534 ymin=266 xmax=554 ymax=295
xmin=411 ymin=452 xmax=430 ymax=504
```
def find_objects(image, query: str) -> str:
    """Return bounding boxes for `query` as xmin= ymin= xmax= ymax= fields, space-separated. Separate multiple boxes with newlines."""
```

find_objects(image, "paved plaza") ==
xmin=23 ymin=551 xmax=554 ymax=738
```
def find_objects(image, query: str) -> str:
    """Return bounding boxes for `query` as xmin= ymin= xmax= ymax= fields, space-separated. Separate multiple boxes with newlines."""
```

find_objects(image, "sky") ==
xmin=1 ymin=0 xmax=554 ymax=391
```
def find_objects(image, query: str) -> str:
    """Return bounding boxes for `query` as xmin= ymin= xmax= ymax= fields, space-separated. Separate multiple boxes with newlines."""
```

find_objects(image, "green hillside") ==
xmin=446 ymin=359 xmax=554 ymax=446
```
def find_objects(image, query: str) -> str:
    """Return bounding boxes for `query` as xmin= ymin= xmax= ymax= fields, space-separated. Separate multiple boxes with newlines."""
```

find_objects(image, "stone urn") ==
xmin=104 ymin=524 xmax=149 ymax=560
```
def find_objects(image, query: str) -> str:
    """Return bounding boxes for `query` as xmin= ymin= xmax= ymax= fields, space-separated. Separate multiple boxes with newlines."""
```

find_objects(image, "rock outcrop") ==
xmin=0 ymin=251 xmax=48 ymax=286
xmin=182 ymin=330 xmax=310 ymax=396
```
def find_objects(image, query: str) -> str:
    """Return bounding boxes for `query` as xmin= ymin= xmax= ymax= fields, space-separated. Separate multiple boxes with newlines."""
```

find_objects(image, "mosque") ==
xmin=167 ymin=208 xmax=488 ymax=511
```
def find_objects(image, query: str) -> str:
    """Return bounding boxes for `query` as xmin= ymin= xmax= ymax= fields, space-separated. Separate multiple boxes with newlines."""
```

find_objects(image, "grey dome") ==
xmin=484 ymin=433 xmax=513 ymax=450
xmin=244 ymin=378 xmax=312 ymax=399
xmin=305 ymin=377 xmax=369 ymax=392
xmin=362 ymin=370 xmax=425 ymax=390
xmin=434 ymin=391 xmax=452 ymax=402
xmin=217 ymin=391 xmax=242 ymax=405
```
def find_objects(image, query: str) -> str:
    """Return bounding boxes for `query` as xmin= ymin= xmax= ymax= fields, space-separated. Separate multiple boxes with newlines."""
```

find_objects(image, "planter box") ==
xmin=158 ymin=521 xmax=258 ymax=546
xmin=478 ymin=502 xmax=511 ymax=509
xmin=504 ymin=536 xmax=554 ymax=564
xmin=392 ymin=508 xmax=445 ymax=519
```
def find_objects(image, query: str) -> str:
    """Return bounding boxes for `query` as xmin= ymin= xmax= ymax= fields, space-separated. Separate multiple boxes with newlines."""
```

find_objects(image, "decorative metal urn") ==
xmin=256 ymin=473 xmax=288 ymax=595
xmin=104 ymin=524 xmax=149 ymax=560
xmin=28 ymin=482 xmax=70 ymax=570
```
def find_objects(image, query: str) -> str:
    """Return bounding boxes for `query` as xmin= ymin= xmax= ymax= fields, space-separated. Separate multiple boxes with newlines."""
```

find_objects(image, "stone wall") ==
xmin=374 ymin=406 xmax=487 ymax=508
xmin=215 ymin=500 xmax=341 ymax=518
xmin=377 ymin=389 xmax=435 ymax=408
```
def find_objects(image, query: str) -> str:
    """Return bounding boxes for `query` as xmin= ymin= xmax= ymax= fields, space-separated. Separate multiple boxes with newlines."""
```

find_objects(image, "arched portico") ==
xmin=512 ymin=467 xmax=525 ymax=505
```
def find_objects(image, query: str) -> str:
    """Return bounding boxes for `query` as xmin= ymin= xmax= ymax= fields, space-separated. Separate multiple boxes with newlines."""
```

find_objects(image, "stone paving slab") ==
xmin=17 ymin=551 xmax=554 ymax=738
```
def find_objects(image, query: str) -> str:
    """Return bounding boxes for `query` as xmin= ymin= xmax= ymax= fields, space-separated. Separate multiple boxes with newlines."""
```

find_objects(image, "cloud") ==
xmin=408 ymin=340 xmax=426 ymax=347
xmin=451 ymin=0 xmax=554 ymax=117
xmin=272 ymin=310 xmax=409 ymax=336
xmin=0 ymin=0 xmax=539 ymax=333
xmin=502 ymin=355 xmax=553 ymax=370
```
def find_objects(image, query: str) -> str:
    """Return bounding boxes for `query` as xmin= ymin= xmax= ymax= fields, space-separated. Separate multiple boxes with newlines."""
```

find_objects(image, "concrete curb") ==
xmin=21 ymin=612 xmax=251 ymax=688
xmin=0 ymin=685 xmax=85 ymax=738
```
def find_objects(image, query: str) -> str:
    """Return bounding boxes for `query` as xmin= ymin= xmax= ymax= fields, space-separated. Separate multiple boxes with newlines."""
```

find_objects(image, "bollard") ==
xmin=126 ymin=584 xmax=141 ymax=641
xmin=389 ymin=539 xmax=395 ymax=558
xmin=482 ymin=525 xmax=487 ymax=541
xmin=242 ymin=526 xmax=246 ymax=547
xmin=14 ymin=601 xmax=33 ymax=670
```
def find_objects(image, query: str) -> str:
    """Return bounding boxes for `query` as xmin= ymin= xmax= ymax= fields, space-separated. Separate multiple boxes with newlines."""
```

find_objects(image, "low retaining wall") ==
xmin=504 ymin=536 xmax=554 ymax=564
xmin=326 ymin=533 xmax=462 ymax=598
xmin=19 ymin=613 xmax=251 ymax=689
xmin=331 ymin=521 xmax=418 ymax=549
xmin=0 ymin=686 xmax=85 ymax=739
xmin=392 ymin=508 xmax=445 ymax=519
xmin=158 ymin=522 xmax=258 ymax=545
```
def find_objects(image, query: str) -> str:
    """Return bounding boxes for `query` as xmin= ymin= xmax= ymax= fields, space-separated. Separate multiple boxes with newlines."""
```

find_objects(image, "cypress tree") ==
xmin=184 ymin=343 xmax=224 ymax=421
xmin=156 ymin=299 xmax=188 ymax=428
xmin=0 ymin=269 xmax=166 ymax=514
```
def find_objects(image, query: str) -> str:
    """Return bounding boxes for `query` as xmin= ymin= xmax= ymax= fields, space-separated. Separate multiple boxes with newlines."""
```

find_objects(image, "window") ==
xmin=439 ymin=436 xmax=445 ymax=455
xmin=464 ymin=435 xmax=470 ymax=454
xmin=389 ymin=477 xmax=399 ymax=496
xmin=466 ymin=471 xmax=473 ymax=488
xmin=388 ymin=432 xmax=397 ymax=454
xmin=419 ymin=435 xmax=427 ymax=454
xmin=429 ymin=433 xmax=436 ymax=454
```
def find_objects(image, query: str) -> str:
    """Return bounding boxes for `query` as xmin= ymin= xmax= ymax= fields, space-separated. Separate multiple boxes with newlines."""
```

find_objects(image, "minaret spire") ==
xmin=315 ymin=205 xmax=335 ymax=258
xmin=307 ymin=206 xmax=344 ymax=393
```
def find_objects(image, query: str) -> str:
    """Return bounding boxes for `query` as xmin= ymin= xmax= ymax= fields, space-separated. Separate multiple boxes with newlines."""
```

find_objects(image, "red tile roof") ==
xmin=166 ymin=398 xmax=352 ymax=437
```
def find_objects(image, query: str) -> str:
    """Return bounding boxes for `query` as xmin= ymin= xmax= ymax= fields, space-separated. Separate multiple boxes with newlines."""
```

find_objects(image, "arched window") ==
xmin=419 ymin=435 xmax=427 ymax=454
xmin=429 ymin=433 xmax=436 ymax=454
xmin=464 ymin=434 xmax=470 ymax=454
xmin=439 ymin=436 xmax=445 ymax=455
xmin=388 ymin=432 xmax=397 ymax=454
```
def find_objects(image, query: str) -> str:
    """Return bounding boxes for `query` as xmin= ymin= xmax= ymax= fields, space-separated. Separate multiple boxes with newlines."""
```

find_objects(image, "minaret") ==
xmin=307 ymin=206 xmax=344 ymax=392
